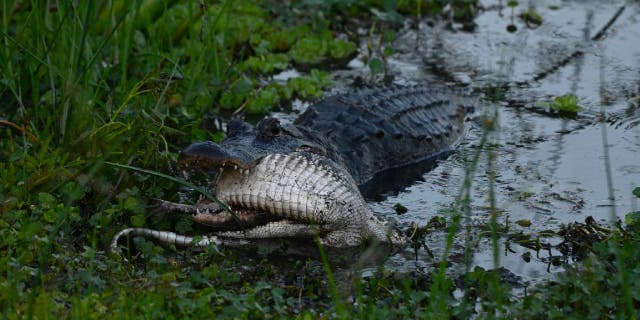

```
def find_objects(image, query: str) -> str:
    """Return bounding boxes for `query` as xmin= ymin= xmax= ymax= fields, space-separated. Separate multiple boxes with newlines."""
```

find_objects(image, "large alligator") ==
xmin=111 ymin=85 xmax=474 ymax=252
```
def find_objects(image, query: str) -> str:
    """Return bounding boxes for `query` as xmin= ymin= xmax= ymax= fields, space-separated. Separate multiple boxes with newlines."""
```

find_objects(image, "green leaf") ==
xmin=212 ymin=131 xmax=226 ymax=143
xmin=633 ymin=187 xmax=640 ymax=198
xmin=521 ymin=10 xmax=543 ymax=26
xmin=243 ymin=54 xmax=289 ymax=75
xmin=383 ymin=30 xmax=396 ymax=43
xmin=220 ymin=78 xmax=255 ymax=109
xmin=329 ymin=39 xmax=357 ymax=59
xmin=286 ymin=70 xmax=331 ymax=100
xmin=540 ymin=94 xmax=584 ymax=115
xmin=20 ymin=222 xmax=41 ymax=240
xmin=247 ymin=87 xmax=281 ymax=114
xmin=60 ymin=181 xmax=86 ymax=203
xmin=130 ymin=214 xmax=146 ymax=227
xmin=625 ymin=211 xmax=640 ymax=226
xmin=290 ymin=38 xmax=327 ymax=65
xmin=369 ymin=58 xmax=383 ymax=74
xmin=38 ymin=192 xmax=57 ymax=205
xmin=43 ymin=209 xmax=58 ymax=223
xmin=124 ymin=197 xmax=139 ymax=211
xmin=394 ymin=203 xmax=408 ymax=215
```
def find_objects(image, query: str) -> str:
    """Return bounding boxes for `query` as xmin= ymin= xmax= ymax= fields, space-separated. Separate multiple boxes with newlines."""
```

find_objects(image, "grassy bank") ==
xmin=1 ymin=1 xmax=639 ymax=318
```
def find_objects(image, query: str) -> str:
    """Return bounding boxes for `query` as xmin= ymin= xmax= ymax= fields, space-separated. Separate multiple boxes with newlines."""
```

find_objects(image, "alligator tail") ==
xmin=110 ymin=228 xmax=223 ymax=254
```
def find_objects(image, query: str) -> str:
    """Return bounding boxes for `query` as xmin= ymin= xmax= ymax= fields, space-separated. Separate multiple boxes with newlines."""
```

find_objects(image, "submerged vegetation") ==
xmin=1 ymin=0 xmax=639 ymax=318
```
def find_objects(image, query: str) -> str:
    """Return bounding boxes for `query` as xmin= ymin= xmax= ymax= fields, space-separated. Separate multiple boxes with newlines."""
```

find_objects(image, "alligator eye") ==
xmin=256 ymin=117 xmax=282 ymax=141
xmin=269 ymin=125 xmax=281 ymax=136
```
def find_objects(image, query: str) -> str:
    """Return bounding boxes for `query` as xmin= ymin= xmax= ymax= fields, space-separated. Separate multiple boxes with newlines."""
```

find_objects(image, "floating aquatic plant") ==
xmin=540 ymin=93 xmax=585 ymax=116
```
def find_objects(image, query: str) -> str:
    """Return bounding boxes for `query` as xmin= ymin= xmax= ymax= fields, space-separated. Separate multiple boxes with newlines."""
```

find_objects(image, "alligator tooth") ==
xmin=234 ymin=165 xmax=238 ymax=171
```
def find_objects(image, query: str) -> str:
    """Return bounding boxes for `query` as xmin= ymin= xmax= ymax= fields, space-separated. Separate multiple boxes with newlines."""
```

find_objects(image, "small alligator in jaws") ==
xmin=111 ymin=85 xmax=475 ymax=252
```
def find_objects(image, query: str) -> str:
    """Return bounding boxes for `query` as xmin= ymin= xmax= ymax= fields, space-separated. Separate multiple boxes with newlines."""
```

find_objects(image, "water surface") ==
xmin=344 ymin=0 xmax=640 ymax=284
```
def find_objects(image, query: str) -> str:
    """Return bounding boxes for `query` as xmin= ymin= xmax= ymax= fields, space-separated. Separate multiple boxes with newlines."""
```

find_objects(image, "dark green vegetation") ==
xmin=1 ymin=1 xmax=639 ymax=318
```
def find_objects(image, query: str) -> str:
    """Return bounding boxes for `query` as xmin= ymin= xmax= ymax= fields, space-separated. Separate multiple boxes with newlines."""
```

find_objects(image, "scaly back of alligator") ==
xmin=294 ymin=85 xmax=474 ymax=185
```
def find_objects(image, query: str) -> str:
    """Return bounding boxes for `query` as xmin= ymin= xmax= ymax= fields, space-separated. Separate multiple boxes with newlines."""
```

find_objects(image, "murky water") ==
xmin=268 ymin=0 xmax=640 ymax=285
xmin=319 ymin=0 xmax=640 ymax=284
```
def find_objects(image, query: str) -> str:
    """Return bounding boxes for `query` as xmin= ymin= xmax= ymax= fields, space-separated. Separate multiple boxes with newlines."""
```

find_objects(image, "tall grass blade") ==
xmin=105 ymin=161 xmax=233 ymax=214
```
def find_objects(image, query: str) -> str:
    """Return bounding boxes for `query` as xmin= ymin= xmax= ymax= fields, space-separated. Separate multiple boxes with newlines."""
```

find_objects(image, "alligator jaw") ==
xmin=179 ymin=141 xmax=255 ymax=173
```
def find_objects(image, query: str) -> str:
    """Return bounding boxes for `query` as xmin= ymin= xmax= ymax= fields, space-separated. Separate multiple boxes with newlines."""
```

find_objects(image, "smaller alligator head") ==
xmin=178 ymin=117 xmax=405 ymax=247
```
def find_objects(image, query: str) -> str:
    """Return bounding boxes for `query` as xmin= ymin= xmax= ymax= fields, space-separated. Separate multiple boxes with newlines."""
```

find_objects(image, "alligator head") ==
xmin=178 ymin=117 xmax=405 ymax=247
xmin=180 ymin=117 xmax=340 ymax=174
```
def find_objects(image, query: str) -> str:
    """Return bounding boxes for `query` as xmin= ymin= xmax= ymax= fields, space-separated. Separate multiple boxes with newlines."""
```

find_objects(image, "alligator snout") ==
xmin=179 ymin=141 xmax=254 ymax=171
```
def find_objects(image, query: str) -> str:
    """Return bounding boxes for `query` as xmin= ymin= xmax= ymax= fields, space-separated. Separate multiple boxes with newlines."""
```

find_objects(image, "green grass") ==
xmin=1 ymin=1 xmax=639 ymax=319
